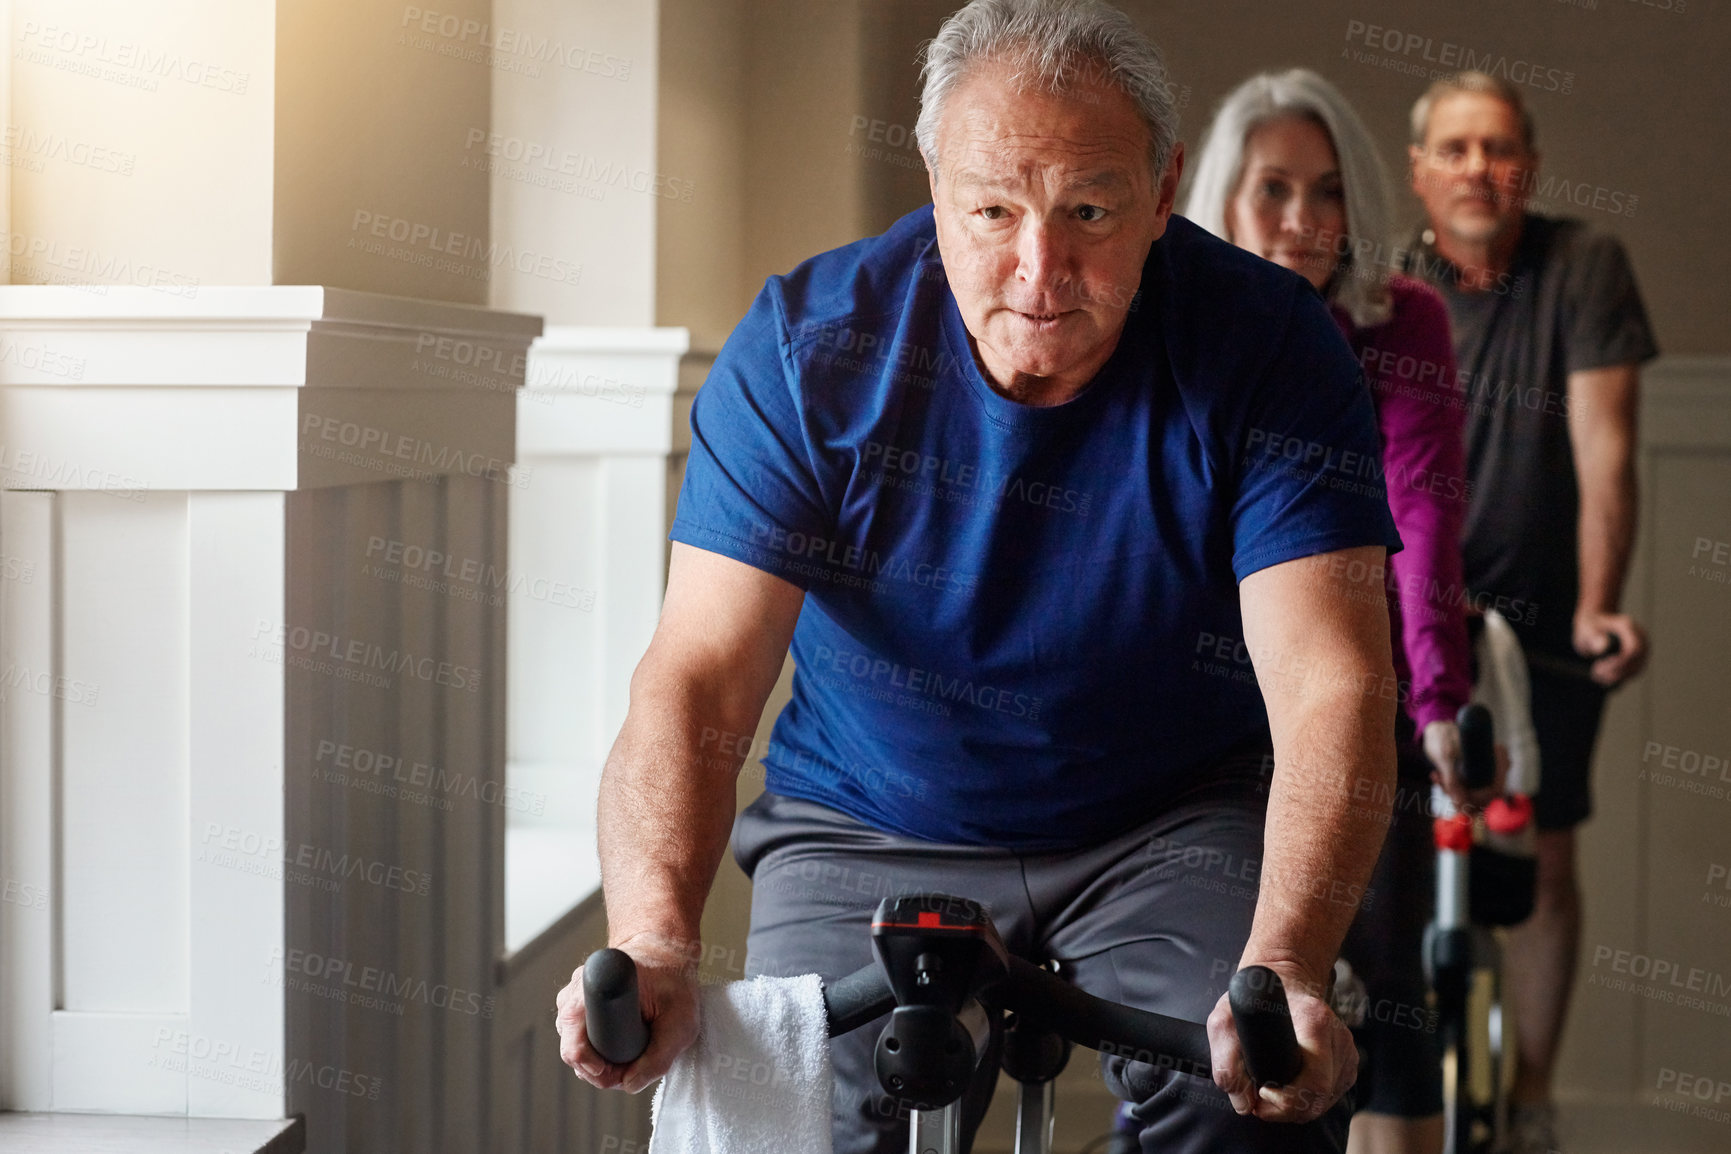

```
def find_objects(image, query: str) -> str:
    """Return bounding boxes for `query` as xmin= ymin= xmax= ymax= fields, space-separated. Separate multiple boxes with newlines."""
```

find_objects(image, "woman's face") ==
xmin=1225 ymin=115 xmax=1346 ymax=291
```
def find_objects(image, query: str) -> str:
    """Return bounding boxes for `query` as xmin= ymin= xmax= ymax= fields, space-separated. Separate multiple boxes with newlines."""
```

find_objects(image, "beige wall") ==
xmin=6 ymin=0 xmax=275 ymax=290
xmin=656 ymin=0 xmax=869 ymax=352
xmin=742 ymin=1 xmax=868 ymax=320
xmin=656 ymin=0 xmax=748 ymax=351
xmin=488 ymin=0 xmax=659 ymax=325
xmin=274 ymin=0 xmax=492 ymax=303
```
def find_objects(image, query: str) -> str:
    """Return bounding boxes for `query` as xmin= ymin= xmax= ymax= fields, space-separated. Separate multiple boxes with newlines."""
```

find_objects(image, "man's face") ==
xmin=1408 ymin=91 xmax=1535 ymax=246
xmin=928 ymin=62 xmax=1180 ymax=392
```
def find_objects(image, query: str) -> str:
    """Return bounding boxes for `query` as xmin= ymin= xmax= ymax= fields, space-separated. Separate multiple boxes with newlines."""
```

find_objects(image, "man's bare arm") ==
xmin=1240 ymin=544 xmax=1397 ymax=984
xmin=1207 ymin=544 xmax=1396 ymax=1121
xmin=600 ymin=543 xmax=804 ymax=947
xmin=559 ymin=542 xmax=804 ymax=1091
xmin=1567 ymin=363 xmax=1645 ymax=684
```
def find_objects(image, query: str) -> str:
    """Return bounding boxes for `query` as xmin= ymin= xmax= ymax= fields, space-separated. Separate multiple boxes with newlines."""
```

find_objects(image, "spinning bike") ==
xmin=1429 ymin=694 xmax=1555 ymax=1154
xmin=585 ymin=892 xmax=1304 ymax=1154
xmin=1431 ymin=626 xmax=1621 ymax=1154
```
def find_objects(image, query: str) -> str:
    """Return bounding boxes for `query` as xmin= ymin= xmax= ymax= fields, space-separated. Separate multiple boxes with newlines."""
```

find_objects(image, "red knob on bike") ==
xmin=1484 ymin=795 xmax=1533 ymax=836
xmin=1433 ymin=813 xmax=1473 ymax=853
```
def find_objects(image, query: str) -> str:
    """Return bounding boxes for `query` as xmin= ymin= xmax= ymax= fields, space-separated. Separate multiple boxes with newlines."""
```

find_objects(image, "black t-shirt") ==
xmin=1406 ymin=214 xmax=1658 ymax=655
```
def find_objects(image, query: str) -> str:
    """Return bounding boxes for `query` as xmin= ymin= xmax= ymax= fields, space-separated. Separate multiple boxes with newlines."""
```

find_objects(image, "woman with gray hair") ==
xmin=1182 ymin=70 xmax=1475 ymax=1154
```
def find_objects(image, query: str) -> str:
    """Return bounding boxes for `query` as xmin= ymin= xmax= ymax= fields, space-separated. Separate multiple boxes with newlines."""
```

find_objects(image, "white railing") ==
xmin=0 ymin=291 xmax=697 ymax=1152
xmin=0 ymin=286 xmax=538 ymax=1145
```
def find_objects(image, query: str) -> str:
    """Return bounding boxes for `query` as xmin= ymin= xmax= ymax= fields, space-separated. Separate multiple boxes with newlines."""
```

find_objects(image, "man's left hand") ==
xmin=1573 ymin=609 xmax=1647 ymax=686
xmin=1206 ymin=963 xmax=1357 ymax=1123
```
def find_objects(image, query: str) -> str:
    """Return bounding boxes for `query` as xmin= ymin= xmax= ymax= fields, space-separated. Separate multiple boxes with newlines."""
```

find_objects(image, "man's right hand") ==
xmin=556 ymin=932 xmax=702 ymax=1095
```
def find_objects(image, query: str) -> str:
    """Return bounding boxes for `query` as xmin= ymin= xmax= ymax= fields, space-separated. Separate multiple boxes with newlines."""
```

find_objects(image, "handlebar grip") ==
xmin=822 ymin=962 xmax=896 ymax=1038
xmin=1229 ymin=966 xmax=1302 ymax=1087
xmin=1457 ymin=702 xmax=1496 ymax=791
xmin=583 ymin=948 xmax=650 ymax=1066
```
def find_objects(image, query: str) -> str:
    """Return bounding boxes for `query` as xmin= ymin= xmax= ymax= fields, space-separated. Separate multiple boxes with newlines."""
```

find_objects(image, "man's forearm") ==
xmin=1575 ymin=461 xmax=1636 ymax=616
xmin=1244 ymin=688 xmax=1396 ymax=990
xmin=597 ymin=672 xmax=759 ymax=951
xmin=1569 ymin=365 xmax=1640 ymax=618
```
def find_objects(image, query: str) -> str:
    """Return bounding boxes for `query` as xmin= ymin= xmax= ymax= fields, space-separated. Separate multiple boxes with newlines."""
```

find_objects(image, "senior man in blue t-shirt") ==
xmin=558 ymin=3 xmax=1403 ymax=1150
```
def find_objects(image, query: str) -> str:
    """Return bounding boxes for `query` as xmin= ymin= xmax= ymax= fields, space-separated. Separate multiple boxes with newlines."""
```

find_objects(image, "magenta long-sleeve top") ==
xmin=1331 ymin=275 xmax=1473 ymax=733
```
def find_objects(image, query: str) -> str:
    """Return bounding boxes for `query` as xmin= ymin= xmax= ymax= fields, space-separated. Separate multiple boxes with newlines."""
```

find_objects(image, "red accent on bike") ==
xmin=873 ymin=919 xmax=987 ymax=932
xmin=1433 ymin=814 xmax=1473 ymax=852
xmin=1484 ymin=795 xmax=1533 ymax=835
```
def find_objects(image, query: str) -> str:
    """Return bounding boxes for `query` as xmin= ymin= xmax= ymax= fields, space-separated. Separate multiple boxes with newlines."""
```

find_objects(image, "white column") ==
xmin=0 ymin=285 xmax=538 ymax=1126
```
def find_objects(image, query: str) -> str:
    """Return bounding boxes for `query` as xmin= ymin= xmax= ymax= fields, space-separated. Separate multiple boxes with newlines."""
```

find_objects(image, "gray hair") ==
xmin=1183 ymin=68 xmax=1393 ymax=329
xmin=915 ymin=0 xmax=1180 ymax=179
xmin=1410 ymin=70 xmax=1537 ymax=153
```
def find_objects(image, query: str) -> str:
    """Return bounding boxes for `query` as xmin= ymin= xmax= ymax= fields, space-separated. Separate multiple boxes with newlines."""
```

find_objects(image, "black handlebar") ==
xmin=582 ymin=950 xmax=1303 ymax=1089
xmin=1523 ymin=630 xmax=1623 ymax=683
xmin=820 ymin=956 xmax=897 ymax=1036
xmin=1001 ymin=956 xmax=1210 ymax=1076
xmin=1457 ymin=702 xmax=1496 ymax=791
xmin=1228 ymin=966 xmax=1302 ymax=1086
xmin=582 ymin=948 xmax=650 ymax=1066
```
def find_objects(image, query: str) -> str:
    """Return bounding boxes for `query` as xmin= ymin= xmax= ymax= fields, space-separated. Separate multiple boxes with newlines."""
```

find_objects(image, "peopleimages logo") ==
xmin=349 ymin=210 xmax=583 ymax=287
xmin=399 ymin=7 xmax=632 ymax=81
xmin=302 ymin=413 xmax=531 ymax=489
xmin=250 ymin=619 xmax=482 ymax=694
xmin=748 ymin=523 xmax=980 ymax=596
xmin=463 ymin=129 xmax=692 ymax=202
xmin=267 ymin=946 xmax=496 ymax=1019
xmin=149 ymin=1029 xmax=384 ymax=1101
xmin=15 ymin=20 xmax=251 ymax=95
xmin=0 ymin=230 xmax=200 ymax=298
xmin=809 ymin=642 xmax=1043 ymax=721
xmin=861 ymin=440 xmax=1092 ymax=517
xmin=0 ymin=126 xmax=135 ymax=175
xmin=1586 ymin=944 xmax=1731 ymax=1017
xmin=364 ymin=535 xmax=595 ymax=611
xmin=197 ymin=822 xmax=434 ymax=897
xmin=314 ymin=739 xmax=547 ymax=816
xmin=1343 ymin=20 xmax=1575 ymax=94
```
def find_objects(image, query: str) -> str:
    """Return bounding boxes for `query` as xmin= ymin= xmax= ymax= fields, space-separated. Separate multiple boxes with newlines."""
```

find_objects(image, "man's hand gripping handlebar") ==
xmin=562 ymin=894 xmax=1325 ymax=1122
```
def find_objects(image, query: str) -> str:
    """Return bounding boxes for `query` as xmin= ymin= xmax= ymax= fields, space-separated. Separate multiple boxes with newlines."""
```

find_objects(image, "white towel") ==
xmin=649 ymin=974 xmax=834 ymax=1154
xmin=1472 ymin=608 xmax=1542 ymax=797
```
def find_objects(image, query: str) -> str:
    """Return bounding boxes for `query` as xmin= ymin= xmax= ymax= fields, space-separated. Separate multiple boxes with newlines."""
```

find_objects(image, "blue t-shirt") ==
xmin=672 ymin=206 xmax=1401 ymax=850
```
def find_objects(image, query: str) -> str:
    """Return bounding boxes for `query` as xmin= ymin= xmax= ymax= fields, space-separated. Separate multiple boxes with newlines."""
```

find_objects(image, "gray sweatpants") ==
xmin=730 ymin=753 xmax=1353 ymax=1154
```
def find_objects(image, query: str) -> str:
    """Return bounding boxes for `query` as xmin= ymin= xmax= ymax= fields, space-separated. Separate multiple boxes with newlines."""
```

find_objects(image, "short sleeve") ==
xmin=1562 ymin=231 xmax=1659 ymax=374
xmin=1230 ymin=288 xmax=1404 ymax=581
xmin=669 ymin=282 xmax=832 ymax=588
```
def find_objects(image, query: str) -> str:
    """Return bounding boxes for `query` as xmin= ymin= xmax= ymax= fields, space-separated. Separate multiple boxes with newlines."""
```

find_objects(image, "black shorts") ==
xmin=1526 ymin=659 xmax=1609 ymax=831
